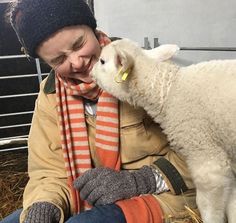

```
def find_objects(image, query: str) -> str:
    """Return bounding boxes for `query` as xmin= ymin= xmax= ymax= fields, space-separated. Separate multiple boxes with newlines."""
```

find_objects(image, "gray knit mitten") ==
xmin=24 ymin=202 xmax=61 ymax=223
xmin=73 ymin=166 xmax=156 ymax=206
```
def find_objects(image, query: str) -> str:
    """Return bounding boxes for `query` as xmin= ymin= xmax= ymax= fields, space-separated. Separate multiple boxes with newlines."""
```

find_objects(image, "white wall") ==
xmin=94 ymin=0 xmax=236 ymax=64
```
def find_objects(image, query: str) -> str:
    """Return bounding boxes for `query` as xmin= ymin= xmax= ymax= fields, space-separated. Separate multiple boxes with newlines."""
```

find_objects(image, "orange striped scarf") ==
xmin=55 ymin=31 xmax=120 ymax=213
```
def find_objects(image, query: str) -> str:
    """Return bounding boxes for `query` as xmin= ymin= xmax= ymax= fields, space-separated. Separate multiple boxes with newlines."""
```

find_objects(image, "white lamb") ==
xmin=92 ymin=38 xmax=236 ymax=223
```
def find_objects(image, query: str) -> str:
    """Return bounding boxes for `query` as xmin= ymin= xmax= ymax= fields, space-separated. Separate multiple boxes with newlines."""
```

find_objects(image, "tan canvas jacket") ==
xmin=20 ymin=74 xmax=196 ymax=223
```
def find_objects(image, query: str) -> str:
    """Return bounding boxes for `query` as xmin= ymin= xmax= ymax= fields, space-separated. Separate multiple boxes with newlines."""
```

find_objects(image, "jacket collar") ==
xmin=44 ymin=70 xmax=56 ymax=94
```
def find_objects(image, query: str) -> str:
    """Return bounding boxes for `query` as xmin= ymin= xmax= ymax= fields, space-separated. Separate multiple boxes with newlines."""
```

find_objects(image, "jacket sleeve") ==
xmin=152 ymin=148 xmax=195 ymax=195
xmin=20 ymin=80 xmax=72 ymax=223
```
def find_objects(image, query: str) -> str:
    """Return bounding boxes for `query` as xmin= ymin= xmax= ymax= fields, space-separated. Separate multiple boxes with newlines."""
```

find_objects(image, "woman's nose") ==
xmin=68 ymin=51 xmax=83 ymax=69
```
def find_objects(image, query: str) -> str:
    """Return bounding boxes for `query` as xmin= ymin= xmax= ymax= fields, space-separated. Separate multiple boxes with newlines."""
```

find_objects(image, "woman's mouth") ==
xmin=69 ymin=57 xmax=96 ymax=83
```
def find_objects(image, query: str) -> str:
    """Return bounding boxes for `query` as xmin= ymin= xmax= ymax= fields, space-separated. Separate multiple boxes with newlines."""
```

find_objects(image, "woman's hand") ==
xmin=73 ymin=166 xmax=156 ymax=206
xmin=23 ymin=202 xmax=61 ymax=223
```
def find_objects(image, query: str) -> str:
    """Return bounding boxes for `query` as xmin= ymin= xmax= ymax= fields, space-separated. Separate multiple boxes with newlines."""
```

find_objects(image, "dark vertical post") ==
xmin=154 ymin=38 xmax=160 ymax=47
xmin=144 ymin=37 xmax=151 ymax=49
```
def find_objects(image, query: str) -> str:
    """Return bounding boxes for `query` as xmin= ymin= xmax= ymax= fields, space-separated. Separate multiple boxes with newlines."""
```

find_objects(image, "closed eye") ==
xmin=50 ymin=54 xmax=66 ymax=66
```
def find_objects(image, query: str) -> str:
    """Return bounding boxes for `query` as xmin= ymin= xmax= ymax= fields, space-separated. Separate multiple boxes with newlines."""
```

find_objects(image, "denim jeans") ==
xmin=0 ymin=209 xmax=22 ymax=223
xmin=0 ymin=204 xmax=126 ymax=223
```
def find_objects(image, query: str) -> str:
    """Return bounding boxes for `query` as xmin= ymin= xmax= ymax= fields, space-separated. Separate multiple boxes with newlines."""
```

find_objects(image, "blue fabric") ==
xmin=0 ymin=209 xmax=22 ymax=223
xmin=65 ymin=204 xmax=126 ymax=223
xmin=0 ymin=204 xmax=126 ymax=223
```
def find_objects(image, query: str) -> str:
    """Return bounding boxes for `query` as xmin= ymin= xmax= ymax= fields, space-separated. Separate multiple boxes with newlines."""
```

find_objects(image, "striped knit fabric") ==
xmin=55 ymin=31 xmax=120 ymax=212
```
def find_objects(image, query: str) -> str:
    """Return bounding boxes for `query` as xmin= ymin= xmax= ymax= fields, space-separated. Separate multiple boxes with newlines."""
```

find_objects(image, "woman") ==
xmin=2 ymin=0 xmax=196 ymax=222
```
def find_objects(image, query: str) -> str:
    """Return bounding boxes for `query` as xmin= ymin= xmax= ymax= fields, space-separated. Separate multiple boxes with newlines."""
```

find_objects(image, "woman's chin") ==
xmin=70 ymin=75 xmax=94 ymax=84
xmin=81 ymin=77 xmax=94 ymax=84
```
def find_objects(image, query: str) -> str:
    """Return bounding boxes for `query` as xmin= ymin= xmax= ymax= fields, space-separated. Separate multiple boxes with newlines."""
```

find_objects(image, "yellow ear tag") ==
xmin=121 ymin=70 xmax=129 ymax=80
xmin=115 ymin=67 xmax=130 ymax=83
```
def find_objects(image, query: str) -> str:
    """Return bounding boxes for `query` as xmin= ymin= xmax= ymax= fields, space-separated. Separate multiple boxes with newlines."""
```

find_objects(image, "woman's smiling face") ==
xmin=37 ymin=25 xmax=101 ymax=83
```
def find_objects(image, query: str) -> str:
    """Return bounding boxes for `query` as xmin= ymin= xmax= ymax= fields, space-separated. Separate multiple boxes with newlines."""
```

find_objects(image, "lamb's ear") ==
xmin=115 ymin=49 xmax=134 ymax=72
xmin=143 ymin=44 xmax=180 ymax=61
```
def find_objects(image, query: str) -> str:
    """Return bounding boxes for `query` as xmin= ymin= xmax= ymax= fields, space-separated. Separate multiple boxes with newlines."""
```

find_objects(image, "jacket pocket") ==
xmin=120 ymin=116 xmax=169 ymax=164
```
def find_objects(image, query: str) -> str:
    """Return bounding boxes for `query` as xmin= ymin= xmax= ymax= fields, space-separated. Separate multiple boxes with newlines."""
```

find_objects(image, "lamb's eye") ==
xmin=100 ymin=58 xmax=105 ymax=65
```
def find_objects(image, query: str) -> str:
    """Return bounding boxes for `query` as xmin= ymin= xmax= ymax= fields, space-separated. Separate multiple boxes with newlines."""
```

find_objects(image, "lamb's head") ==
xmin=92 ymin=39 xmax=138 ymax=103
xmin=92 ymin=38 xmax=179 ymax=105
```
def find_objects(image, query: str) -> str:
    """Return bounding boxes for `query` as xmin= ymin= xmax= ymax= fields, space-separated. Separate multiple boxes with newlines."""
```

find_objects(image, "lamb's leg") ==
xmin=189 ymin=156 xmax=232 ymax=223
xmin=226 ymin=180 xmax=236 ymax=223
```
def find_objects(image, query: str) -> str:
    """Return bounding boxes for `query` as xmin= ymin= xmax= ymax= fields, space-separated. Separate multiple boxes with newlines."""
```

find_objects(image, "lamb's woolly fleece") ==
xmin=92 ymin=38 xmax=236 ymax=223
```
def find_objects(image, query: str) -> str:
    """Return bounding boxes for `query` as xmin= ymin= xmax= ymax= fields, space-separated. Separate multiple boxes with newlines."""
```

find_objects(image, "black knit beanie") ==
xmin=10 ymin=0 xmax=97 ymax=58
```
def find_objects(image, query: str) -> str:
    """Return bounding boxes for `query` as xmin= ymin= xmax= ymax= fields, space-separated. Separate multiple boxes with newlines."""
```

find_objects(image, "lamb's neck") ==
xmin=132 ymin=61 xmax=180 ymax=122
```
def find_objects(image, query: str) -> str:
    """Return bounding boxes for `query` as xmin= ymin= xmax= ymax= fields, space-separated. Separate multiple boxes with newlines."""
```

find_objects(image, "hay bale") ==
xmin=0 ymin=150 xmax=28 ymax=220
xmin=163 ymin=206 xmax=202 ymax=223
